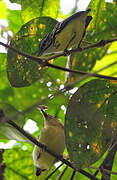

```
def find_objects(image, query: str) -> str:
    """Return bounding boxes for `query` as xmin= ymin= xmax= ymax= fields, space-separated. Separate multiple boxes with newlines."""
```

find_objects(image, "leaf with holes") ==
xmin=65 ymin=79 xmax=117 ymax=169
xmin=7 ymin=16 xmax=58 ymax=87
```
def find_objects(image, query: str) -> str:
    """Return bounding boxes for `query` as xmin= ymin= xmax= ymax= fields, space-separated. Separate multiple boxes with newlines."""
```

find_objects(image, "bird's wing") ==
xmin=53 ymin=9 xmax=91 ymax=35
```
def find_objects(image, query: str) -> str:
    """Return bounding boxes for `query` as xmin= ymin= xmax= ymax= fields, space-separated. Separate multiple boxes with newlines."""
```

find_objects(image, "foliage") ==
xmin=0 ymin=103 xmax=25 ymax=141
xmin=7 ymin=16 xmax=58 ymax=87
xmin=65 ymin=79 xmax=117 ymax=169
xmin=0 ymin=0 xmax=117 ymax=179
xmin=3 ymin=148 xmax=34 ymax=180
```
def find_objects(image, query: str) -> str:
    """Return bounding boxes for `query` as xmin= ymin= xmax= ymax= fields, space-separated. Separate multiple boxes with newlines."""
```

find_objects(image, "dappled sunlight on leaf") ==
xmin=7 ymin=17 xmax=58 ymax=87
xmin=65 ymin=79 xmax=117 ymax=169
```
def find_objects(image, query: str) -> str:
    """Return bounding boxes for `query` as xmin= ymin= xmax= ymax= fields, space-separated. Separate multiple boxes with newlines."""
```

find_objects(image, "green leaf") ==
xmin=0 ymin=103 xmax=26 ymax=141
xmin=9 ymin=0 xmax=21 ymax=3
xmin=93 ymin=42 xmax=117 ymax=77
xmin=88 ymin=2 xmax=117 ymax=40
xmin=7 ymin=9 xmax=23 ymax=34
xmin=1 ymin=1 xmax=117 ymax=179
xmin=65 ymin=79 xmax=117 ymax=169
xmin=21 ymin=0 xmax=60 ymax=23
xmin=3 ymin=148 xmax=34 ymax=180
xmin=7 ymin=16 xmax=58 ymax=87
xmin=88 ymin=0 xmax=105 ymax=29
xmin=0 ymin=0 xmax=7 ymax=19
xmin=67 ymin=2 xmax=117 ymax=81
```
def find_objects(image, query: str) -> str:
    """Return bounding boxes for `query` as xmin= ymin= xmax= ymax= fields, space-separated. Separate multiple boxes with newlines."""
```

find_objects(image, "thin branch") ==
xmin=0 ymin=39 xmax=117 ymax=81
xmin=57 ymin=165 xmax=68 ymax=180
xmin=0 ymin=149 xmax=5 ymax=180
xmin=46 ymin=61 xmax=117 ymax=80
xmin=44 ymin=38 xmax=117 ymax=61
xmin=0 ymin=38 xmax=117 ymax=62
xmin=90 ymin=166 xmax=117 ymax=176
xmin=70 ymin=170 xmax=76 ymax=180
xmin=45 ymin=163 xmax=64 ymax=180
xmin=0 ymin=41 xmax=43 ymax=64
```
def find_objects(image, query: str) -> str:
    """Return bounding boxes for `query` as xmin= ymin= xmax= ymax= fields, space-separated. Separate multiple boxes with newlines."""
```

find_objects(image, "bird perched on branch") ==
xmin=38 ymin=9 xmax=92 ymax=56
xmin=32 ymin=106 xmax=65 ymax=176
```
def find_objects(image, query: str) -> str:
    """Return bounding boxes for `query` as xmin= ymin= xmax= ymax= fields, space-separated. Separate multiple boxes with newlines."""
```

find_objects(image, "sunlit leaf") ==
xmin=7 ymin=16 xmax=58 ymax=87
xmin=0 ymin=0 xmax=7 ymax=19
xmin=21 ymin=0 xmax=60 ymax=23
xmin=7 ymin=9 xmax=23 ymax=35
xmin=67 ymin=2 xmax=117 ymax=81
xmin=65 ymin=79 xmax=117 ymax=169
xmin=89 ymin=0 xmax=105 ymax=29
xmin=93 ymin=42 xmax=117 ymax=77
xmin=3 ymin=148 xmax=34 ymax=180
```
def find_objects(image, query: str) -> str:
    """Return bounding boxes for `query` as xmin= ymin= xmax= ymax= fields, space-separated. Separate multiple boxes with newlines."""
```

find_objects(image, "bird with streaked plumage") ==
xmin=38 ymin=9 xmax=92 ymax=56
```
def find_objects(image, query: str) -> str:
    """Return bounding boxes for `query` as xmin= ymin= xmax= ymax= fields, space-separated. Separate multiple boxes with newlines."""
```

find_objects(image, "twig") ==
xmin=0 ymin=38 xmax=117 ymax=62
xmin=57 ymin=165 xmax=68 ymax=180
xmin=46 ymin=61 xmax=117 ymax=80
xmin=0 ymin=149 xmax=6 ymax=180
xmin=0 ymin=41 xmax=43 ymax=65
xmin=90 ymin=166 xmax=117 ymax=176
xmin=45 ymin=163 xmax=64 ymax=180
xmin=0 ymin=40 xmax=117 ymax=81
xmin=45 ymin=38 xmax=117 ymax=61
xmin=70 ymin=170 xmax=76 ymax=180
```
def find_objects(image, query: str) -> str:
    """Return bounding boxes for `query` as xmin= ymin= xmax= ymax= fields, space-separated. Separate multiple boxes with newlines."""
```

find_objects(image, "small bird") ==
xmin=32 ymin=106 xmax=65 ymax=176
xmin=38 ymin=9 xmax=92 ymax=56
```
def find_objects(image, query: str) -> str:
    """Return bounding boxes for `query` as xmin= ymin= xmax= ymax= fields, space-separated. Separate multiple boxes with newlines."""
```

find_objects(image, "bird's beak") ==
xmin=40 ymin=109 xmax=48 ymax=119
